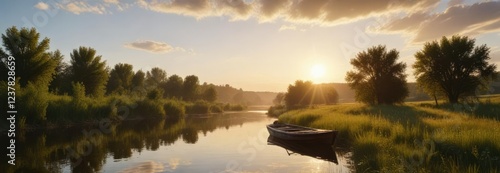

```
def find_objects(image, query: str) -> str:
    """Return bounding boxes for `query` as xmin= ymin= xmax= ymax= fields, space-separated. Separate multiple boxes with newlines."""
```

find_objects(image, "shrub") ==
xmin=19 ymin=83 xmax=49 ymax=124
xmin=186 ymin=100 xmax=210 ymax=114
xmin=210 ymin=104 xmax=223 ymax=113
xmin=134 ymin=99 xmax=165 ymax=118
xmin=164 ymin=100 xmax=185 ymax=120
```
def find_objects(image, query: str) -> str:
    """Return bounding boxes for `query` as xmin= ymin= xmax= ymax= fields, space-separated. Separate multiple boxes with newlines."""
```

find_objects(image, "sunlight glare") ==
xmin=311 ymin=64 xmax=326 ymax=79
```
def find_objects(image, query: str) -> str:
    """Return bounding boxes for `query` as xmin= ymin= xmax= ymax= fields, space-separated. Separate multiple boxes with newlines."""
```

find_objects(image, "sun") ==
xmin=310 ymin=64 xmax=326 ymax=79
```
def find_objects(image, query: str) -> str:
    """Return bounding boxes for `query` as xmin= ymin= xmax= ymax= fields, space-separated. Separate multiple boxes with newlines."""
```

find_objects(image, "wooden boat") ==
xmin=267 ymin=136 xmax=338 ymax=164
xmin=266 ymin=121 xmax=338 ymax=144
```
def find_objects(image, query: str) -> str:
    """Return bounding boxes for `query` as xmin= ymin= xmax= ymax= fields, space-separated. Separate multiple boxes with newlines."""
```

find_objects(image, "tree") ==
xmin=146 ymin=67 xmax=167 ymax=87
xmin=273 ymin=93 xmax=285 ymax=105
xmin=183 ymin=75 xmax=200 ymax=101
xmin=345 ymin=45 xmax=408 ymax=105
xmin=284 ymin=80 xmax=313 ymax=108
xmin=0 ymin=27 xmax=58 ymax=88
xmin=48 ymin=50 xmax=71 ymax=94
xmin=69 ymin=46 xmax=109 ymax=97
xmin=131 ymin=70 xmax=146 ymax=95
xmin=414 ymin=36 xmax=497 ymax=103
xmin=107 ymin=63 xmax=134 ymax=95
xmin=202 ymin=86 xmax=217 ymax=102
xmin=163 ymin=74 xmax=183 ymax=99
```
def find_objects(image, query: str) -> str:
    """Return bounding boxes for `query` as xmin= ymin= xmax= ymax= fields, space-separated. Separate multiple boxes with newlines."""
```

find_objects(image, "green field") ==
xmin=278 ymin=95 xmax=500 ymax=173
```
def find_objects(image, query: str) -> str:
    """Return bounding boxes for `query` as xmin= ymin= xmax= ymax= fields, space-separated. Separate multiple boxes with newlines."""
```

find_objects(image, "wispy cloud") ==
xmin=380 ymin=1 xmax=500 ymax=42
xmin=35 ymin=2 xmax=50 ymax=10
xmin=124 ymin=40 xmax=187 ymax=54
xmin=56 ymin=1 xmax=107 ymax=15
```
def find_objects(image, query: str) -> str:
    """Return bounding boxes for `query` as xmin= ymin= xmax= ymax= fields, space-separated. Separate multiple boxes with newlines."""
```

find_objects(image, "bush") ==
xmin=164 ymin=101 xmax=185 ymax=120
xmin=147 ymin=89 xmax=163 ymax=100
xmin=19 ymin=83 xmax=49 ymax=124
xmin=186 ymin=100 xmax=210 ymax=114
xmin=267 ymin=105 xmax=286 ymax=117
xmin=223 ymin=103 xmax=246 ymax=111
xmin=135 ymin=99 xmax=166 ymax=118
xmin=210 ymin=104 xmax=223 ymax=113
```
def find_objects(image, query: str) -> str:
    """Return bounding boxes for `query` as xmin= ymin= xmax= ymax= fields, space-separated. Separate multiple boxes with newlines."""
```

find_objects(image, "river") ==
xmin=1 ymin=110 xmax=352 ymax=173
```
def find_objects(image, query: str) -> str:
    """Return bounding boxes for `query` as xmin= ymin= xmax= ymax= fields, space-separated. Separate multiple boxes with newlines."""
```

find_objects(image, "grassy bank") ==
xmin=277 ymin=96 xmax=500 ymax=172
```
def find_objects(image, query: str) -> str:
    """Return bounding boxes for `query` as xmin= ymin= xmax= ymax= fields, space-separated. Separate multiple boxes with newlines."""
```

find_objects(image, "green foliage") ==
xmin=273 ymin=93 xmax=285 ymax=105
xmin=267 ymin=105 xmax=286 ymax=117
xmin=107 ymin=63 xmax=134 ymax=95
xmin=0 ymin=27 xmax=58 ymax=88
xmin=279 ymin=101 xmax=500 ymax=172
xmin=145 ymin=67 xmax=167 ymax=87
xmin=346 ymin=45 xmax=409 ymax=105
xmin=202 ymin=86 xmax=217 ymax=102
xmin=414 ymin=35 xmax=497 ymax=103
xmin=183 ymin=75 xmax=200 ymax=101
xmin=135 ymin=99 xmax=166 ymax=118
xmin=163 ymin=74 xmax=183 ymax=99
xmin=131 ymin=70 xmax=146 ymax=96
xmin=48 ymin=50 xmax=71 ymax=94
xmin=163 ymin=100 xmax=186 ymax=120
xmin=185 ymin=100 xmax=210 ymax=114
xmin=210 ymin=104 xmax=224 ymax=113
xmin=18 ymin=83 xmax=49 ymax=124
xmin=146 ymin=89 xmax=163 ymax=100
xmin=284 ymin=80 xmax=313 ymax=108
xmin=69 ymin=46 xmax=109 ymax=97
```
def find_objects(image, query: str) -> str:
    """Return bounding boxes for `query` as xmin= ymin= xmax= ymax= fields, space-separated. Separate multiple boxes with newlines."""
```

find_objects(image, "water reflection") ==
xmin=267 ymin=136 xmax=338 ymax=164
xmin=1 ymin=112 xmax=351 ymax=173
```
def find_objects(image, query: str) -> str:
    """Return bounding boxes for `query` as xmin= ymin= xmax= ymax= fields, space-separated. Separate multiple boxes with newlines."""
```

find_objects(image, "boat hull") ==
xmin=266 ymin=122 xmax=338 ymax=145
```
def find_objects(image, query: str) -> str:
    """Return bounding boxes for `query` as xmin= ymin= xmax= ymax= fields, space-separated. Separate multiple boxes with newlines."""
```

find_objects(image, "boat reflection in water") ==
xmin=267 ymin=136 xmax=338 ymax=164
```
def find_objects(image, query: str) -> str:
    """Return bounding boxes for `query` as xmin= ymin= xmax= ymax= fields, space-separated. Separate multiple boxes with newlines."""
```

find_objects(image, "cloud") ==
xmin=35 ymin=2 xmax=50 ymax=10
xmin=380 ymin=1 xmax=500 ymax=43
xmin=124 ymin=40 xmax=186 ymax=54
xmin=140 ymin=0 xmax=253 ymax=20
xmin=279 ymin=25 xmax=296 ymax=31
xmin=56 ymin=1 xmax=107 ymax=14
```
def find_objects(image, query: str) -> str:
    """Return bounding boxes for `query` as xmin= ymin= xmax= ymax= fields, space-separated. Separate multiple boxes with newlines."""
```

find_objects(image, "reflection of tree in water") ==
xmin=0 ymin=113 xmax=265 ymax=173
xmin=182 ymin=127 xmax=199 ymax=144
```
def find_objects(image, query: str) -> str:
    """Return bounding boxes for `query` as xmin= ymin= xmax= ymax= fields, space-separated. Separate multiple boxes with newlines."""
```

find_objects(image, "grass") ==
xmin=278 ymin=96 xmax=500 ymax=173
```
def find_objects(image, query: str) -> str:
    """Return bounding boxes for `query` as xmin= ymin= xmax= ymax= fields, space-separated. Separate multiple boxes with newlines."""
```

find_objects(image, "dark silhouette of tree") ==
xmin=0 ymin=27 xmax=58 ymax=88
xmin=202 ymin=86 xmax=217 ymax=102
xmin=284 ymin=80 xmax=313 ymax=108
xmin=163 ymin=74 xmax=183 ymax=99
xmin=323 ymin=85 xmax=339 ymax=104
xmin=146 ymin=67 xmax=167 ymax=87
xmin=107 ymin=63 xmax=134 ymax=95
xmin=48 ymin=50 xmax=71 ymax=94
xmin=414 ymin=35 xmax=497 ymax=103
xmin=273 ymin=93 xmax=285 ymax=105
xmin=183 ymin=75 xmax=199 ymax=101
xmin=345 ymin=45 xmax=408 ymax=105
xmin=131 ymin=70 xmax=146 ymax=95
xmin=69 ymin=46 xmax=109 ymax=97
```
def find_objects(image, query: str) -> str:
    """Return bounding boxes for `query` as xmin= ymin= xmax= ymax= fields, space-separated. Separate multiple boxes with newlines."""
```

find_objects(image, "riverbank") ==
xmin=277 ymin=96 xmax=500 ymax=172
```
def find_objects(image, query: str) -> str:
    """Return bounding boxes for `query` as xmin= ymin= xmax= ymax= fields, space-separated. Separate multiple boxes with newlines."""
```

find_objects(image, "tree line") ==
xmin=271 ymin=35 xmax=496 ymax=115
xmin=0 ymin=26 xmax=217 ymax=103
xmin=346 ymin=36 xmax=496 ymax=105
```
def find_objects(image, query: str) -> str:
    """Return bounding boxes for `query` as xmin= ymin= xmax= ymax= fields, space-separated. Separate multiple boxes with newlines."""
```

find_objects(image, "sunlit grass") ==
xmin=278 ymin=99 xmax=500 ymax=172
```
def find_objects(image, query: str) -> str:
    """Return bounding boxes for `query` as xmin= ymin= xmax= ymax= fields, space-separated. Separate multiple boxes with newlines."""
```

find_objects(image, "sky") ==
xmin=1 ymin=0 xmax=499 ymax=92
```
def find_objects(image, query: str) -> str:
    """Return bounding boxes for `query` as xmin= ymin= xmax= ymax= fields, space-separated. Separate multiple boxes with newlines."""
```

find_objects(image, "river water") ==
xmin=1 ymin=110 xmax=352 ymax=173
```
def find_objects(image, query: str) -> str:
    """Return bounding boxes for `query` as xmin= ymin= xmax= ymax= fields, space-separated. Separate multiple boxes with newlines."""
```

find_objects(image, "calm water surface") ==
xmin=1 ymin=110 xmax=352 ymax=173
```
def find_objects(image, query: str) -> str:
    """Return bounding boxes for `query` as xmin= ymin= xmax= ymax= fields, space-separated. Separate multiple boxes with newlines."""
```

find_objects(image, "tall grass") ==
xmin=278 ymin=100 xmax=500 ymax=172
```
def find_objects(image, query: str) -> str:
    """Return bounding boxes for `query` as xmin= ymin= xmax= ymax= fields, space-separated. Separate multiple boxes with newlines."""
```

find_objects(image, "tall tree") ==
xmin=202 ymin=86 xmax=217 ymax=102
xmin=69 ymin=46 xmax=108 ymax=97
xmin=414 ymin=35 xmax=497 ymax=103
xmin=48 ymin=50 xmax=71 ymax=94
xmin=146 ymin=67 xmax=167 ymax=87
xmin=0 ymin=27 xmax=58 ymax=88
xmin=183 ymin=75 xmax=200 ymax=101
xmin=284 ymin=80 xmax=314 ymax=108
xmin=163 ymin=74 xmax=183 ymax=99
xmin=345 ymin=45 xmax=408 ymax=105
xmin=107 ymin=63 xmax=134 ymax=95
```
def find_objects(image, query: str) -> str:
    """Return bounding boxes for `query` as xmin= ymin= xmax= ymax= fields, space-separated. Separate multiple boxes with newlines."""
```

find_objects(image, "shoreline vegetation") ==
xmin=269 ymin=95 xmax=500 ymax=172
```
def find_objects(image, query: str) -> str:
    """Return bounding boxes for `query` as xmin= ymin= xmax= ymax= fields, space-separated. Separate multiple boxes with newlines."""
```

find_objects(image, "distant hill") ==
xmin=209 ymin=79 xmax=500 ymax=105
xmin=202 ymin=84 xmax=278 ymax=105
